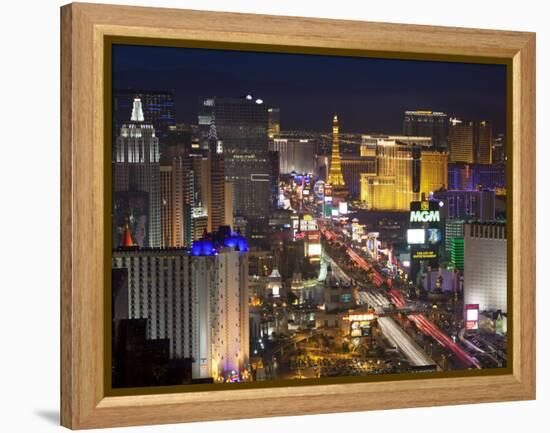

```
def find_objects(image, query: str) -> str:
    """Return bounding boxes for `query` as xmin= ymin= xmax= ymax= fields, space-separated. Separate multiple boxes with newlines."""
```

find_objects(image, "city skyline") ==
xmin=111 ymin=44 xmax=508 ymax=389
xmin=112 ymin=44 xmax=507 ymax=134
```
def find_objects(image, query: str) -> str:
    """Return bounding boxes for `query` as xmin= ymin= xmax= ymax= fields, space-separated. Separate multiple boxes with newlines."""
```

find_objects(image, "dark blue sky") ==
xmin=112 ymin=44 xmax=507 ymax=134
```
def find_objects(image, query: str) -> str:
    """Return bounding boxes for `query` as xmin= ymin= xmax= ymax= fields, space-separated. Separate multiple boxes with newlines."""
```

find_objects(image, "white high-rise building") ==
xmin=113 ymin=98 xmax=161 ymax=247
xmin=113 ymin=227 xmax=250 ymax=381
xmin=191 ymin=238 xmax=249 ymax=380
xmin=464 ymin=222 xmax=507 ymax=313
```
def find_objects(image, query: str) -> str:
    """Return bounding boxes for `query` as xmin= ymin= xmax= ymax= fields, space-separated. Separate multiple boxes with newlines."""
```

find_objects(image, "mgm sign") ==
xmin=410 ymin=200 xmax=440 ymax=223
xmin=409 ymin=200 xmax=442 ymax=267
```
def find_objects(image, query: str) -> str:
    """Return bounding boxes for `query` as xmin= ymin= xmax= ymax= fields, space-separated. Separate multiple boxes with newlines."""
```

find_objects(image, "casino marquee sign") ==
xmin=409 ymin=200 xmax=442 ymax=266
xmin=410 ymin=200 xmax=441 ymax=224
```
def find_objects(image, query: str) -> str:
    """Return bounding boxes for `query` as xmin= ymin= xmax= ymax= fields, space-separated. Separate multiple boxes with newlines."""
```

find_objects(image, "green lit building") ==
xmin=450 ymin=237 xmax=464 ymax=270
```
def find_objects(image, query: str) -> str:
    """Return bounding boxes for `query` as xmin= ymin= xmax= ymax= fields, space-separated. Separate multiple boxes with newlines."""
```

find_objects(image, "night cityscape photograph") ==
xmin=110 ymin=44 xmax=508 ymax=389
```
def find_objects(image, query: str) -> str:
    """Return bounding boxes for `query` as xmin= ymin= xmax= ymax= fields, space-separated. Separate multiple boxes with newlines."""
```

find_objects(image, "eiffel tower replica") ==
xmin=326 ymin=114 xmax=349 ymax=200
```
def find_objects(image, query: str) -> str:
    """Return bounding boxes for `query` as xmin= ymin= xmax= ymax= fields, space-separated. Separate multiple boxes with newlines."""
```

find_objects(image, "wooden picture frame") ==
xmin=61 ymin=2 xmax=536 ymax=429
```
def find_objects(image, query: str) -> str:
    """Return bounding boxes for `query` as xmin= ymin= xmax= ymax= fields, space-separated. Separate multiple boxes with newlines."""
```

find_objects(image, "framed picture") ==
xmin=60 ymin=2 xmax=536 ymax=429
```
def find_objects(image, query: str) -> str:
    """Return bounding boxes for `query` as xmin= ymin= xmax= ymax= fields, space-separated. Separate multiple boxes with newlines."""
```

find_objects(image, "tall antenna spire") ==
xmin=130 ymin=97 xmax=144 ymax=122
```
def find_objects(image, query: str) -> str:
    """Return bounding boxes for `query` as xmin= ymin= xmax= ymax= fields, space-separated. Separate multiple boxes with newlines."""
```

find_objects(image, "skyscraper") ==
xmin=198 ymin=96 xmax=270 ymax=227
xmin=449 ymin=119 xmax=493 ymax=165
xmin=420 ymin=151 xmax=448 ymax=197
xmin=269 ymin=137 xmax=317 ymax=175
xmin=360 ymin=140 xmax=416 ymax=211
xmin=267 ymin=107 xmax=280 ymax=139
xmin=445 ymin=219 xmax=465 ymax=253
xmin=340 ymin=155 xmax=376 ymax=198
xmin=434 ymin=189 xmax=496 ymax=222
xmin=403 ymin=110 xmax=449 ymax=150
xmin=450 ymin=237 xmax=465 ymax=270
xmin=476 ymin=121 xmax=493 ymax=165
xmin=190 ymin=230 xmax=250 ymax=380
xmin=113 ymin=98 xmax=161 ymax=247
xmin=113 ymin=89 xmax=175 ymax=152
xmin=200 ymin=123 xmax=226 ymax=233
xmin=449 ymin=118 xmax=475 ymax=164
xmin=112 ymin=242 xmax=192 ymax=360
xmin=492 ymin=132 xmax=506 ymax=163
xmin=359 ymin=136 xmax=446 ymax=211
xmin=464 ymin=222 xmax=507 ymax=313
xmin=160 ymin=165 xmax=174 ymax=248
xmin=113 ymin=227 xmax=250 ymax=381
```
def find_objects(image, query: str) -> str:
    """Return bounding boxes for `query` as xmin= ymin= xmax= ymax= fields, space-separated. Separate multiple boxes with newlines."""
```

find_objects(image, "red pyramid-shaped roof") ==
xmin=121 ymin=223 xmax=134 ymax=247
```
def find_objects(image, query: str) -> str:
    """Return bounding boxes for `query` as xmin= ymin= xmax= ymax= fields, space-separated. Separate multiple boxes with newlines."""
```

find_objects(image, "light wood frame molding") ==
xmin=61 ymin=2 xmax=536 ymax=429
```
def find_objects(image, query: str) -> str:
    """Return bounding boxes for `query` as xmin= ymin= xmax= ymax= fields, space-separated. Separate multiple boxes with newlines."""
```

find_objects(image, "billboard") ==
xmin=426 ymin=228 xmax=442 ymax=244
xmin=350 ymin=320 xmax=372 ymax=337
xmin=338 ymin=201 xmax=348 ymax=215
xmin=307 ymin=243 xmax=322 ymax=257
xmin=465 ymin=304 xmax=479 ymax=331
xmin=411 ymin=249 xmax=438 ymax=260
xmin=407 ymin=228 xmax=425 ymax=244
xmin=409 ymin=200 xmax=442 ymax=266
xmin=409 ymin=201 xmax=441 ymax=226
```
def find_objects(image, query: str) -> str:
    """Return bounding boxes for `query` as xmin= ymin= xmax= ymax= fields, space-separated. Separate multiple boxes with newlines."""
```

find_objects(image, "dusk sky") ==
xmin=112 ymin=44 xmax=507 ymax=134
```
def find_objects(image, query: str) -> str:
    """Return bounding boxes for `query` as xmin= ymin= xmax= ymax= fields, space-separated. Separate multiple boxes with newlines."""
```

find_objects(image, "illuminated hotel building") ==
xmin=160 ymin=165 xmax=174 ymax=247
xmin=420 ymin=151 xmax=448 ymax=196
xmin=360 ymin=140 xmax=415 ymax=211
xmin=224 ymin=181 xmax=234 ymax=227
xmin=195 ymin=124 xmax=226 ymax=233
xmin=445 ymin=219 xmax=465 ymax=252
xmin=464 ymin=222 xmax=507 ymax=313
xmin=340 ymin=155 xmax=376 ymax=198
xmin=269 ymin=137 xmax=316 ymax=174
xmin=448 ymin=163 xmax=474 ymax=190
xmin=198 ymin=95 xmax=270 ymax=224
xmin=359 ymin=136 xmax=447 ymax=211
xmin=113 ymin=89 xmax=175 ymax=149
xmin=160 ymin=139 xmax=195 ymax=248
xmin=403 ymin=110 xmax=449 ymax=150
xmin=449 ymin=118 xmax=474 ymax=163
xmin=450 ymin=237 xmax=465 ymax=270
xmin=434 ymin=189 xmax=495 ymax=222
xmin=113 ymin=228 xmax=250 ymax=381
xmin=190 ymin=231 xmax=250 ymax=380
xmin=476 ymin=121 xmax=493 ymax=165
xmin=112 ymin=240 xmax=192 ymax=361
xmin=113 ymin=98 xmax=161 ymax=247
xmin=449 ymin=119 xmax=493 ymax=165
xmin=360 ymin=135 xmax=432 ymax=153
xmin=493 ymin=132 xmax=506 ymax=163
xmin=267 ymin=108 xmax=280 ymax=139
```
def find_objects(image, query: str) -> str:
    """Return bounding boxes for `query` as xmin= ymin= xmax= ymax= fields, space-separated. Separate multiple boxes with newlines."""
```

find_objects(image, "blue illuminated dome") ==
xmin=190 ymin=239 xmax=216 ymax=256
xmin=223 ymin=234 xmax=249 ymax=252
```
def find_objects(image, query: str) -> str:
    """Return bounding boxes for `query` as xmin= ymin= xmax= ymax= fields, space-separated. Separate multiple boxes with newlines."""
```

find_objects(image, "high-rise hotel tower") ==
xmin=198 ymin=95 xmax=271 ymax=227
xmin=113 ymin=98 xmax=161 ymax=247
xmin=112 ymin=227 xmax=250 ymax=382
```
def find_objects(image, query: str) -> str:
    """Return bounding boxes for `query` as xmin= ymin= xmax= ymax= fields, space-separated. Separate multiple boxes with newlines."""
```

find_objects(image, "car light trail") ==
xmin=388 ymin=289 xmax=406 ymax=308
xmin=378 ymin=317 xmax=435 ymax=367
xmin=319 ymin=223 xmax=385 ymax=287
xmin=408 ymin=314 xmax=481 ymax=369
xmin=358 ymin=290 xmax=390 ymax=308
